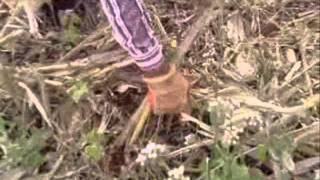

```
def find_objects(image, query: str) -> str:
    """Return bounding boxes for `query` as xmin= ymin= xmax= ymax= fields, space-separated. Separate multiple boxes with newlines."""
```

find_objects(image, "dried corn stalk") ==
xmin=20 ymin=0 xmax=52 ymax=38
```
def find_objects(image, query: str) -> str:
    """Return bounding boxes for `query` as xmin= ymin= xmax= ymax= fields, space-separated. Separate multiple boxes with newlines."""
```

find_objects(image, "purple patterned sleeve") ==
xmin=100 ymin=0 xmax=164 ymax=71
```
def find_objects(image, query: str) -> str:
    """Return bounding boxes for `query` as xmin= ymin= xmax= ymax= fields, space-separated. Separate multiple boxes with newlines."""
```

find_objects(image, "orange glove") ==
xmin=143 ymin=64 xmax=190 ymax=114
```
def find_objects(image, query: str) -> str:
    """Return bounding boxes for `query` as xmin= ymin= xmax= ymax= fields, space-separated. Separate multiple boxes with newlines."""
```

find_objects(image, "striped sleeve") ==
xmin=100 ymin=0 xmax=164 ymax=71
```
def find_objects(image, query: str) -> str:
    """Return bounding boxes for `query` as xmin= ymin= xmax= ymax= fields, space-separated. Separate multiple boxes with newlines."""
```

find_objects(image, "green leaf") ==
xmin=21 ymin=150 xmax=45 ymax=167
xmin=4 ymin=129 xmax=48 ymax=168
xmin=86 ymin=130 xmax=104 ymax=144
xmin=208 ymin=104 xmax=226 ymax=127
xmin=230 ymin=161 xmax=251 ymax=180
xmin=69 ymin=81 xmax=88 ymax=103
xmin=29 ymin=130 xmax=49 ymax=148
xmin=65 ymin=24 xmax=81 ymax=44
xmin=63 ymin=14 xmax=82 ymax=44
xmin=202 ymin=144 xmax=261 ymax=180
xmin=0 ymin=116 xmax=8 ymax=136
xmin=258 ymin=144 xmax=268 ymax=162
xmin=83 ymin=130 xmax=109 ymax=162
xmin=84 ymin=143 xmax=104 ymax=162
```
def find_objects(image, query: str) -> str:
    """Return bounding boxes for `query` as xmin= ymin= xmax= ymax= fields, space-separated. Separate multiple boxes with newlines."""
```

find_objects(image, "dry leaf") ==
xmin=282 ymin=151 xmax=295 ymax=172
xmin=286 ymin=49 xmax=297 ymax=63
xmin=20 ymin=0 xmax=52 ymax=38
xmin=284 ymin=62 xmax=302 ymax=81
xmin=303 ymin=94 xmax=320 ymax=108
xmin=116 ymin=83 xmax=139 ymax=94
xmin=170 ymin=39 xmax=177 ymax=48
xmin=227 ymin=12 xmax=246 ymax=43
xmin=18 ymin=82 xmax=53 ymax=128
xmin=234 ymin=52 xmax=257 ymax=79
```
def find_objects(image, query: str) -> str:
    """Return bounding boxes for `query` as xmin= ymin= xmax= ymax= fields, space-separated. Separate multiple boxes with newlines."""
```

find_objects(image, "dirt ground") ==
xmin=0 ymin=0 xmax=319 ymax=179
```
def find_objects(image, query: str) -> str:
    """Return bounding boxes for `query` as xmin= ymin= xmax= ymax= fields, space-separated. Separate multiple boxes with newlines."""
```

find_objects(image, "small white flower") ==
xmin=231 ymin=139 xmax=238 ymax=145
xmin=238 ymin=128 xmax=244 ymax=133
xmin=221 ymin=124 xmax=245 ymax=145
xmin=135 ymin=141 xmax=167 ymax=166
xmin=135 ymin=154 xmax=147 ymax=166
xmin=148 ymin=152 xmax=157 ymax=159
xmin=167 ymin=165 xmax=190 ymax=180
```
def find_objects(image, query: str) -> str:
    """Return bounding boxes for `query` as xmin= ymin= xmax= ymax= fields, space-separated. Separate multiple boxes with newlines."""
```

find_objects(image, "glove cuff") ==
xmin=143 ymin=62 xmax=170 ymax=78
xmin=143 ymin=64 xmax=177 ymax=87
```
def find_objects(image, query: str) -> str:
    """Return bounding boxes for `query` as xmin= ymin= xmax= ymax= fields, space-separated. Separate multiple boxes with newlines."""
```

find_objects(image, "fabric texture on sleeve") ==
xmin=100 ymin=0 xmax=164 ymax=71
